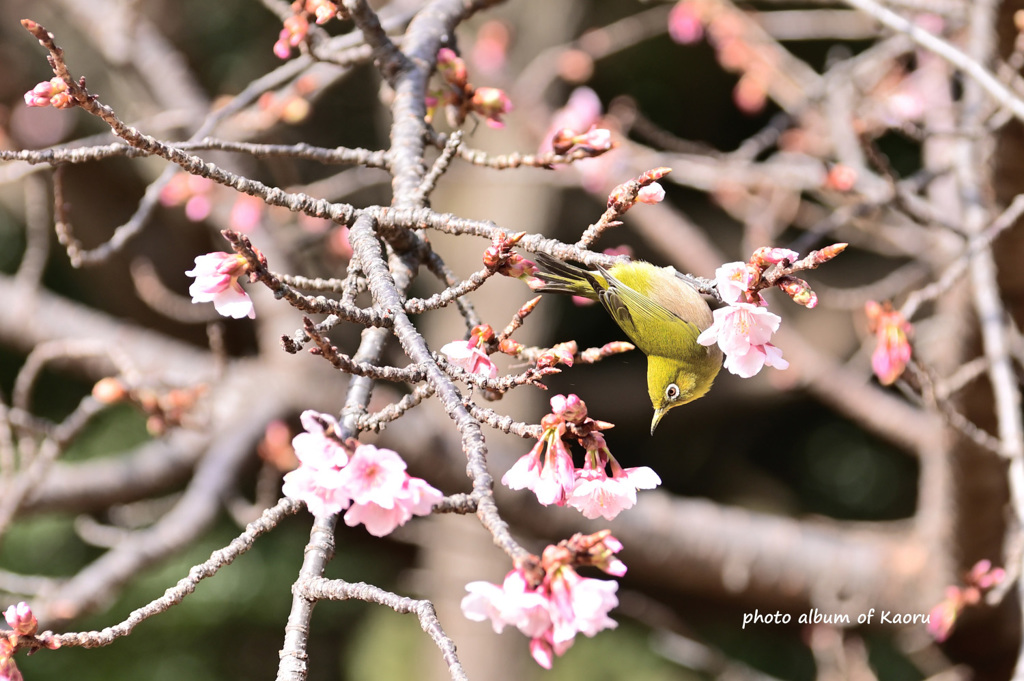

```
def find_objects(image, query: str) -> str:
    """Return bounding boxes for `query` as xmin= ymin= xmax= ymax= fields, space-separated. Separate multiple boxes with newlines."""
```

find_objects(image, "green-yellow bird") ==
xmin=534 ymin=254 xmax=722 ymax=434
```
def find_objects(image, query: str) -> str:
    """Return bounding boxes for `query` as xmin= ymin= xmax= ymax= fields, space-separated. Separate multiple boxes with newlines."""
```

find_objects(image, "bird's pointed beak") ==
xmin=650 ymin=408 xmax=667 ymax=435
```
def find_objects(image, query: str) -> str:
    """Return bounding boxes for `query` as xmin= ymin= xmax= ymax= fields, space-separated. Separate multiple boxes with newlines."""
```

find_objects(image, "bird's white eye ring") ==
xmin=665 ymin=383 xmax=680 ymax=402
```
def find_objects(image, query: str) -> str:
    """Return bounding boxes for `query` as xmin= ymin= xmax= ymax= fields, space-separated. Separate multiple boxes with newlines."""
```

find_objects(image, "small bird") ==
xmin=533 ymin=254 xmax=722 ymax=433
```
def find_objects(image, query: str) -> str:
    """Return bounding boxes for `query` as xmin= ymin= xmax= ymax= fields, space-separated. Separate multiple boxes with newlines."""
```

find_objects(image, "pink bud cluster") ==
xmin=865 ymin=300 xmax=913 ymax=386
xmin=428 ymin=48 xmax=512 ymax=129
xmin=928 ymin=560 xmax=1005 ymax=642
xmin=462 ymin=532 xmax=625 ymax=668
xmin=502 ymin=394 xmax=660 ymax=519
xmin=281 ymin=411 xmax=443 ymax=536
xmin=185 ymin=251 xmax=256 ymax=320
xmin=2 ymin=602 xmax=60 ymax=681
xmin=483 ymin=232 xmax=540 ymax=284
xmin=440 ymin=320 xmax=578 ymax=384
xmin=23 ymin=78 xmax=73 ymax=109
xmin=273 ymin=0 xmax=340 ymax=59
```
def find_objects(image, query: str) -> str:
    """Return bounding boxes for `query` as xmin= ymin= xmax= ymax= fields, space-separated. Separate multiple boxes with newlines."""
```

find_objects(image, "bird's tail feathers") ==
xmin=533 ymin=253 xmax=603 ymax=300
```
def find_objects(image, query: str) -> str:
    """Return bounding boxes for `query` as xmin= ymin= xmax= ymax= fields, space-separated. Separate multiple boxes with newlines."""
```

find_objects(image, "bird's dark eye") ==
xmin=664 ymin=383 xmax=680 ymax=402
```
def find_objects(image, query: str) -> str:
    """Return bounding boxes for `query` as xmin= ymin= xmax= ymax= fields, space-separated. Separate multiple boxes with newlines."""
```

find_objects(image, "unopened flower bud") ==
xmin=306 ymin=0 xmax=339 ymax=24
xmin=824 ymin=164 xmax=857 ymax=192
xmin=750 ymin=246 xmax=800 ymax=267
xmin=498 ymin=338 xmax=524 ymax=355
xmin=571 ymin=127 xmax=613 ymax=153
xmin=92 ymin=377 xmax=128 ymax=404
xmin=811 ymin=242 xmax=848 ymax=264
xmin=551 ymin=393 xmax=586 ymax=423
xmin=551 ymin=128 xmax=577 ymax=155
xmin=4 ymin=602 xmax=37 ymax=637
xmin=470 ymin=87 xmax=512 ymax=128
xmin=865 ymin=300 xmax=912 ymax=386
xmin=777 ymin=276 xmax=817 ymax=308
xmin=636 ymin=182 xmax=665 ymax=204
xmin=537 ymin=341 xmax=576 ymax=368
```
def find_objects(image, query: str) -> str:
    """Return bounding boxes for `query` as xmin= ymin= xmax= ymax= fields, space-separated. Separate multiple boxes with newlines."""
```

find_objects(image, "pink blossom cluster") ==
xmin=865 ymin=300 xmax=913 ymax=386
xmin=428 ymin=48 xmax=512 ymax=129
xmin=482 ymin=232 xmax=540 ymax=285
xmin=185 ymin=251 xmax=256 ymax=320
xmin=273 ymin=0 xmax=339 ymax=59
xmin=697 ymin=248 xmax=806 ymax=378
xmin=23 ymin=78 xmax=73 ymax=109
xmin=502 ymin=394 xmax=661 ymax=519
xmin=2 ymin=602 xmax=60 ymax=681
xmin=462 ymin=533 xmax=625 ymax=668
xmin=281 ymin=411 xmax=443 ymax=536
xmin=928 ymin=560 xmax=1005 ymax=642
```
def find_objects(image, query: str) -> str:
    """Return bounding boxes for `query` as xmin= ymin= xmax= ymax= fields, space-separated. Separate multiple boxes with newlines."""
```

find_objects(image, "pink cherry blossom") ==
xmin=462 ymin=561 xmax=620 ymax=669
xmin=568 ymin=465 xmax=661 ymax=521
xmin=547 ymin=566 xmax=619 ymax=645
xmin=292 ymin=410 xmax=348 ymax=470
xmin=283 ymin=428 xmax=441 ymax=532
xmin=281 ymin=412 xmax=352 ymax=518
xmin=336 ymin=445 xmax=442 ymax=536
xmin=502 ymin=434 xmax=576 ymax=506
xmin=282 ymin=464 xmax=350 ymax=518
xmin=343 ymin=476 xmax=443 ymax=537
xmin=697 ymin=302 xmax=787 ymax=377
xmin=462 ymin=569 xmax=552 ymax=638
xmin=722 ymin=340 xmax=789 ymax=378
xmin=714 ymin=261 xmax=761 ymax=304
xmin=185 ymin=252 xmax=255 ymax=319
xmin=439 ymin=340 xmax=498 ymax=379
xmin=336 ymin=444 xmax=408 ymax=507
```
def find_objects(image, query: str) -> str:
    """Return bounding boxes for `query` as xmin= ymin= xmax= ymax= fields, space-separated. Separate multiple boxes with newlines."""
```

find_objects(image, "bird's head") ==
xmin=647 ymin=355 xmax=720 ymax=434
